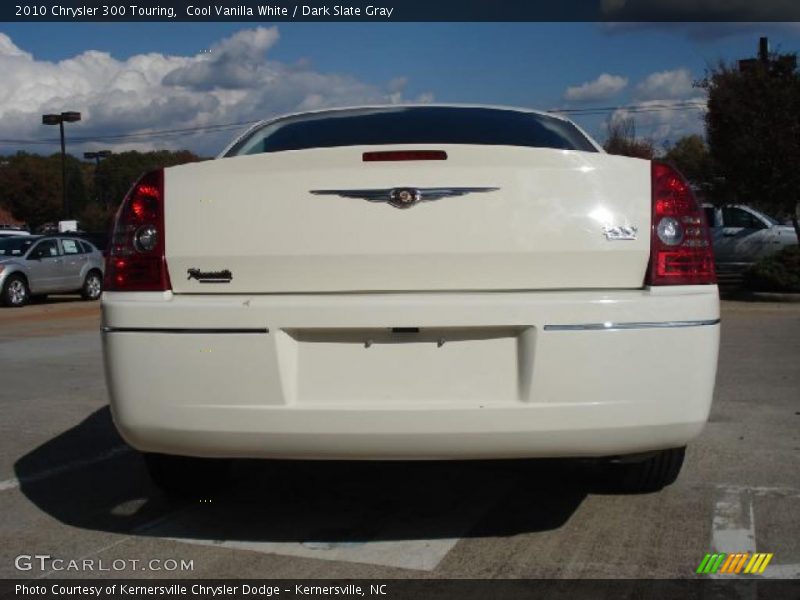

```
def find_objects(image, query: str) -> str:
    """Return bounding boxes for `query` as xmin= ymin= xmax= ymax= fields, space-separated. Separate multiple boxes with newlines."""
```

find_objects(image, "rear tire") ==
xmin=2 ymin=274 xmax=29 ymax=307
xmin=143 ymin=453 xmax=232 ymax=498
xmin=81 ymin=270 xmax=103 ymax=301
xmin=604 ymin=447 xmax=686 ymax=493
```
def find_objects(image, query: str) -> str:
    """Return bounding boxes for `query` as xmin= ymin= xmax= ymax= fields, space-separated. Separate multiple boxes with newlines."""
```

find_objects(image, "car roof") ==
xmin=7 ymin=234 xmax=95 ymax=243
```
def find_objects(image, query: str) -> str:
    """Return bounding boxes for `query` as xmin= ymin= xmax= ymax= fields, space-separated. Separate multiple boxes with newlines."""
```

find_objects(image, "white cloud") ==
xmin=564 ymin=73 xmax=628 ymax=103
xmin=387 ymin=77 xmax=408 ymax=93
xmin=0 ymin=29 xmax=434 ymax=156
xmin=0 ymin=34 xmax=32 ymax=59
xmin=606 ymin=97 xmax=708 ymax=146
xmin=634 ymin=68 xmax=696 ymax=100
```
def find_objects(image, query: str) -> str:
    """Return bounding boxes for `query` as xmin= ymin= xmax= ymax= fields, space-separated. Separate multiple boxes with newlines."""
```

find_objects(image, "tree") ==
xmin=83 ymin=149 xmax=204 ymax=233
xmin=603 ymin=117 xmax=655 ymax=159
xmin=0 ymin=153 xmax=62 ymax=230
xmin=663 ymin=135 xmax=713 ymax=188
xmin=94 ymin=150 xmax=203 ymax=211
xmin=0 ymin=149 xmax=203 ymax=233
xmin=699 ymin=50 xmax=800 ymax=241
xmin=0 ymin=152 xmax=90 ymax=230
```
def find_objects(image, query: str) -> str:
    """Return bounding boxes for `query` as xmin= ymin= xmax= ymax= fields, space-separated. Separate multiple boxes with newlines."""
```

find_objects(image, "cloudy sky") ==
xmin=1 ymin=22 xmax=799 ymax=157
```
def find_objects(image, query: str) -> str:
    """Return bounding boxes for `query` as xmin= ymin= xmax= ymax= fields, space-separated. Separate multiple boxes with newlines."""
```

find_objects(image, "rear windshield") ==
xmin=226 ymin=107 xmax=598 ymax=156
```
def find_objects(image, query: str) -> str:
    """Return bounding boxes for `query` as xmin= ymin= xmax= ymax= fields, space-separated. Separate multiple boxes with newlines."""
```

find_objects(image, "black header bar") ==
xmin=2 ymin=579 xmax=800 ymax=600
xmin=5 ymin=0 xmax=800 ymax=22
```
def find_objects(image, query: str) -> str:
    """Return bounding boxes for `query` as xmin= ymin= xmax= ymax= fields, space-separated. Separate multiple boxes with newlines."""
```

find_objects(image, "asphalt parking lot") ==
xmin=0 ymin=298 xmax=798 ymax=580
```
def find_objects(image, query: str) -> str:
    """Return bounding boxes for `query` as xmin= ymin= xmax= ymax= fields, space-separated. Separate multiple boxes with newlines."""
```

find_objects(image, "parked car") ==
xmin=703 ymin=203 xmax=799 ymax=266
xmin=102 ymin=105 xmax=720 ymax=496
xmin=0 ymin=235 xmax=104 ymax=307
xmin=61 ymin=231 xmax=110 ymax=256
xmin=0 ymin=226 xmax=30 ymax=238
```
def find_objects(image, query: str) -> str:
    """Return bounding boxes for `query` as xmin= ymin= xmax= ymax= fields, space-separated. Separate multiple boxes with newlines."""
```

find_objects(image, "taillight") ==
xmin=647 ymin=161 xmax=716 ymax=286
xmin=104 ymin=169 xmax=171 ymax=292
xmin=363 ymin=150 xmax=447 ymax=162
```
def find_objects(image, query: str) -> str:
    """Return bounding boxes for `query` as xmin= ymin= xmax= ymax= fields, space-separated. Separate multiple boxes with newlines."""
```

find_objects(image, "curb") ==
xmin=748 ymin=291 xmax=800 ymax=303
xmin=721 ymin=290 xmax=800 ymax=303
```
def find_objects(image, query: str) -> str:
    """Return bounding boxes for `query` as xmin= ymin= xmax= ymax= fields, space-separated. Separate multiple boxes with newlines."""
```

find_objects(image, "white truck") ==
xmin=101 ymin=105 xmax=720 ymax=495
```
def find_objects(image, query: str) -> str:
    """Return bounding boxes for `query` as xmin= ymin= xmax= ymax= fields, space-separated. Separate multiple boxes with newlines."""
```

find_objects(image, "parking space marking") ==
xmin=143 ymin=482 xmax=510 ymax=571
xmin=712 ymin=486 xmax=756 ymax=555
xmin=760 ymin=564 xmax=800 ymax=579
xmin=34 ymin=510 xmax=190 ymax=579
xmin=711 ymin=485 xmax=800 ymax=580
xmin=173 ymin=536 xmax=459 ymax=571
xmin=0 ymin=445 xmax=130 ymax=492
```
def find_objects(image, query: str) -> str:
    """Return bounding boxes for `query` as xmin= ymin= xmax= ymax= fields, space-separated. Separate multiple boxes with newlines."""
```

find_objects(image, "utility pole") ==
xmin=739 ymin=37 xmax=797 ymax=72
xmin=84 ymin=150 xmax=112 ymax=208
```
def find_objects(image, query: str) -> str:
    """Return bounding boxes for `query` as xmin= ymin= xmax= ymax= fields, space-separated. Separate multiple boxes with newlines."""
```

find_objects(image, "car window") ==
xmin=61 ymin=239 xmax=82 ymax=255
xmin=79 ymin=241 xmax=94 ymax=253
xmin=703 ymin=207 xmax=717 ymax=227
xmin=0 ymin=237 xmax=35 ymax=256
xmin=722 ymin=207 xmax=767 ymax=229
xmin=227 ymin=106 xmax=599 ymax=156
xmin=29 ymin=239 xmax=60 ymax=259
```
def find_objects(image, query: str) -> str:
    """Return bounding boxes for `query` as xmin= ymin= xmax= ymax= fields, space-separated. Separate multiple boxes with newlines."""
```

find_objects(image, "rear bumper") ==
xmin=101 ymin=286 xmax=719 ymax=459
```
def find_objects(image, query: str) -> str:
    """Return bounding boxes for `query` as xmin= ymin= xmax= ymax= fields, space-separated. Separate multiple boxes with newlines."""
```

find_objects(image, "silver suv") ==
xmin=0 ymin=235 xmax=105 ymax=307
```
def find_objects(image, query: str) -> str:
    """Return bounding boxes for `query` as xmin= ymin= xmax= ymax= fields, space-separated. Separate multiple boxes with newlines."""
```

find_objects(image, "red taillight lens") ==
xmin=647 ymin=162 xmax=716 ymax=286
xmin=104 ymin=169 xmax=171 ymax=292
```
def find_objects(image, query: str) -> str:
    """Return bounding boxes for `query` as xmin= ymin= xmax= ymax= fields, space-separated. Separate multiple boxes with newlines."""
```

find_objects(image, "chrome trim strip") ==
xmin=102 ymin=327 xmax=269 ymax=334
xmin=543 ymin=319 xmax=720 ymax=332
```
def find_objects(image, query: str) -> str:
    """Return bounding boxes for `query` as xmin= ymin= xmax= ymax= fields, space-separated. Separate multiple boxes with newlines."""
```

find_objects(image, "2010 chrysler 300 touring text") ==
xmin=101 ymin=105 xmax=720 ymax=496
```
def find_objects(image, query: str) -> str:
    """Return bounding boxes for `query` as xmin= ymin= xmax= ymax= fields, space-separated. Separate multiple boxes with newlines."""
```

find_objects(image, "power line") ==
xmin=0 ymin=119 xmax=259 ymax=146
xmin=548 ymin=101 xmax=707 ymax=117
xmin=71 ymin=119 xmax=259 ymax=142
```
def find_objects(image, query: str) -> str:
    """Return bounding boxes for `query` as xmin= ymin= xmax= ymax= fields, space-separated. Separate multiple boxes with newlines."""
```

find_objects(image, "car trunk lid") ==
xmin=164 ymin=145 xmax=651 ymax=293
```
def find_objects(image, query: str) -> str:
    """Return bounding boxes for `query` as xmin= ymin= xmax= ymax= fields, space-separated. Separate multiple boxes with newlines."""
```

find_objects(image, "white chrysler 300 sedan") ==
xmin=102 ymin=105 xmax=720 ymax=495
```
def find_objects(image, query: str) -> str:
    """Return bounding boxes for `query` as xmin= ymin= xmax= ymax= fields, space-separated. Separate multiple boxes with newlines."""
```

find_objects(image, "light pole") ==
xmin=84 ymin=150 xmax=112 ymax=208
xmin=42 ymin=111 xmax=82 ymax=219
xmin=83 ymin=149 xmax=111 ymax=166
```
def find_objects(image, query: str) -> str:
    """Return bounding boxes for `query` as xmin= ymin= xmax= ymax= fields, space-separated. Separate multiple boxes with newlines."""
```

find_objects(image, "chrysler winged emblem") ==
xmin=310 ymin=187 xmax=499 ymax=209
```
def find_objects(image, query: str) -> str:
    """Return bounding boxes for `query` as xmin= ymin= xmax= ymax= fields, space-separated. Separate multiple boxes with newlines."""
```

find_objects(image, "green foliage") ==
xmin=0 ymin=153 xmax=67 ymax=229
xmin=743 ymin=245 xmax=800 ymax=293
xmin=77 ymin=202 xmax=114 ymax=234
xmin=700 ymin=51 xmax=800 ymax=241
xmin=66 ymin=159 xmax=89 ymax=217
xmin=603 ymin=118 xmax=654 ymax=160
xmin=663 ymin=135 xmax=713 ymax=187
xmin=0 ymin=149 xmax=204 ymax=232
xmin=94 ymin=150 xmax=203 ymax=210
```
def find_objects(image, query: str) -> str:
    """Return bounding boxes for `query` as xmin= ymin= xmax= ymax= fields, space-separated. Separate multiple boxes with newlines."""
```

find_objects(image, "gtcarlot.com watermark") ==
xmin=14 ymin=554 xmax=194 ymax=573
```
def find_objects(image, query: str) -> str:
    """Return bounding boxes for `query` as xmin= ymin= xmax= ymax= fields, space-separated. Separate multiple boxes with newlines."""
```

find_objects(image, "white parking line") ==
xmin=760 ymin=564 xmax=800 ymax=579
xmin=711 ymin=485 xmax=800 ymax=580
xmin=712 ymin=486 xmax=756 ymax=555
xmin=35 ymin=510 xmax=191 ymax=579
xmin=174 ymin=536 xmax=460 ymax=571
xmin=0 ymin=445 xmax=131 ymax=492
xmin=145 ymin=481 xmax=510 ymax=572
